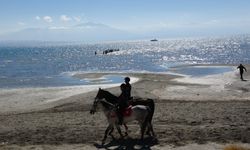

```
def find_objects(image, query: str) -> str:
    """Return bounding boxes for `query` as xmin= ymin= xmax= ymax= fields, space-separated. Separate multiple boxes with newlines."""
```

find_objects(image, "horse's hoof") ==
xmin=125 ymin=132 xmax=128 ymax=136
xmin=151 ymin=138 xmax=158 ymax=144
xmin=146 ymin=132 xmax=151 ymax=136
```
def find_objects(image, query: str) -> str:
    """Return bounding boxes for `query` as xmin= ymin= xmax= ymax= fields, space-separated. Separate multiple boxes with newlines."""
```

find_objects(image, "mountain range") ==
xmin=0 ymin=22 xmax=138 ymax=42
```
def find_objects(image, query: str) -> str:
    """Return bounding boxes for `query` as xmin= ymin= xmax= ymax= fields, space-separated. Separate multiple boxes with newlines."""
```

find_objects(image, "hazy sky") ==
xmin=0 ymin=0 xmax=250 ymax=40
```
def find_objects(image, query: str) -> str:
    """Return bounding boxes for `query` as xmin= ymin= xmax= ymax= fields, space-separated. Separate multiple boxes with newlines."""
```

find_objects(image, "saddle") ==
xmin=122 ymin=105 xmax=132 ymax=117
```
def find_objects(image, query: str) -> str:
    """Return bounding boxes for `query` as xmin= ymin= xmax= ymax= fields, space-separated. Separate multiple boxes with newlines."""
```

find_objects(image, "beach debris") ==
xmin=150 ymin=39 xmax=158 ymax=42
xmin=224 ymin=145 xmax=250 ymax=150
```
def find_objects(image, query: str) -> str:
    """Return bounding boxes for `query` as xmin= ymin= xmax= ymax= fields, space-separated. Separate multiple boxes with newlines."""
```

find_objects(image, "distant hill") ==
xmin=0 ymin=22 xmax=137 ymax=42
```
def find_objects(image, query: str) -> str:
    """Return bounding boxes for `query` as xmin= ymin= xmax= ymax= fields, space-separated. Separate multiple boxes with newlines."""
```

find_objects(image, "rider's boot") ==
xmin=117 ymin=112 xmax=123 ymax=125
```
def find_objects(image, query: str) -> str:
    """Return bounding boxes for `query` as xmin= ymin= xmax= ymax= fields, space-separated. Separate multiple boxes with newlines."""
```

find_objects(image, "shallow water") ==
xmin=172 ymin=66 xmax=234 ymax=77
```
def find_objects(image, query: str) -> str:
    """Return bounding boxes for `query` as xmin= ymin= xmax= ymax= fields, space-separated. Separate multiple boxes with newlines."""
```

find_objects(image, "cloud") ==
xmin=48 ymin=26 xmax=70 ymax=30
xmin=35 ymin=16 xmax=41 ymax=20
xmin=60 ymin=15 xmax=71 ymax=22
xmin=43 ymin=16 xmax=53 ymax=23
xmin=18 ymin=22 xmax=26 ymax=26
xmin=73 ymin=16 xmax=81 ymax=22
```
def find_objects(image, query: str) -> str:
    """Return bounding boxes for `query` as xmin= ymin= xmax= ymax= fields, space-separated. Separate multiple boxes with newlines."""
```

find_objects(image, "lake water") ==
xmin=0 ymin=35 xmax=249 ymax=88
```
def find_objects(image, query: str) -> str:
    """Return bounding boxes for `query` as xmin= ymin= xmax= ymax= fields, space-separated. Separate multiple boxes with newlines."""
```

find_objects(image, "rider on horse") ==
xmin=117 ymin=77 xmax=132 ymax=125
xmin=124 ymin=77 xmax=132 ymax=100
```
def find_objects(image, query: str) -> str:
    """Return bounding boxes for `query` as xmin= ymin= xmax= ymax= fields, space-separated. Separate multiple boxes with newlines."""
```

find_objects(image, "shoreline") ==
xmin=0 ymin=64 xmax=249 ymax=113
xmin=0 ymin=76 xmax=139 ymax=114
xmin=0 ymin=64 xmax=249 ymax=149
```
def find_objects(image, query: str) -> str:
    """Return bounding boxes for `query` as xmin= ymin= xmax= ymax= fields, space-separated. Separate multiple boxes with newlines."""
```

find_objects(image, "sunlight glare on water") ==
xmin=0 ymin=35 xmax=249 ymax=88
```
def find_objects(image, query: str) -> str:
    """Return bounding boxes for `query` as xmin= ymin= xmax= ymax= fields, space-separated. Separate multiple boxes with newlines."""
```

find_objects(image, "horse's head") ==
xmin=90 ymin=88 xmax=117 ymax=114
xmin=95 ymin=88 xmax=106 ymax=100
xmin=90 ymin=88 xmax=105 ymax=114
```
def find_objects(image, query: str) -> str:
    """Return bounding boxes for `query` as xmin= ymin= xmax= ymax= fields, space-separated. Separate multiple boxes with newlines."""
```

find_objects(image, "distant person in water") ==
xmin=237 ymin=64 xmax=247 ymax=81
xmin=95 ymin=51 xmax=97 ymax=55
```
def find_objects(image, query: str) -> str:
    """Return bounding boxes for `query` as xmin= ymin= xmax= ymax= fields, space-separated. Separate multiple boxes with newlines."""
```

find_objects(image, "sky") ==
xmin=0 ymin=0 xmax=250 ymax=41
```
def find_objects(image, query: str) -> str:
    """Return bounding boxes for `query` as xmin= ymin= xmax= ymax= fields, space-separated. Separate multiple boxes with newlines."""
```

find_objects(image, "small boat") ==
xmin=150 ymin=39 xmax=158 ymax=42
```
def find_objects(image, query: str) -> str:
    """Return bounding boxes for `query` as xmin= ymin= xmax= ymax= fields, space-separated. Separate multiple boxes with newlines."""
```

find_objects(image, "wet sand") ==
xmin=0 ymin=65 xmax=250 ymax=149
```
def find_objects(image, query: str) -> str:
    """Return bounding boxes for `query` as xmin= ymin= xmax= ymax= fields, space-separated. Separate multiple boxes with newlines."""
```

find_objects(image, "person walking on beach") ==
xmin=237 ymin=64 xmax=247 ymax=81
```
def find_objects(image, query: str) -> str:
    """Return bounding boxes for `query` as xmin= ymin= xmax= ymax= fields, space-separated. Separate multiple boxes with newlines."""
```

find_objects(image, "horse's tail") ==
xmin=147 ymin=99 xmax=155 ymax=123
xmin=145 ymin=106 xmax=152 ymax=122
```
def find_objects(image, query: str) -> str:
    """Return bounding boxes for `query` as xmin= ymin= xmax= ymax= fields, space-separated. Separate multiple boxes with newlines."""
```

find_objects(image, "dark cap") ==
xmin=124 ymin=77 xmax=130 ymax=82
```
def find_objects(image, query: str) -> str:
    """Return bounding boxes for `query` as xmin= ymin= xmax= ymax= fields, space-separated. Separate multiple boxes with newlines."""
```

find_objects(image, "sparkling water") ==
xmin=0 ymin=35 xmax=250 ymax=88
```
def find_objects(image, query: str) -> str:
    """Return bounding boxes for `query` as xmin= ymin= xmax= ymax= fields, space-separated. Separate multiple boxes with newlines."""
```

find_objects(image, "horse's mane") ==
xmin=100 ymin=89 xmax=118 ymax=104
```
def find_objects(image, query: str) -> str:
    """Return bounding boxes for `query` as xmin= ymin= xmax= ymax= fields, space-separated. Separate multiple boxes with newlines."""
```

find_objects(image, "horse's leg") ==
xmin=146 ymin=124 xmax=152 ymax=136
xmin=146 ymin=127 xmax=150 ymax=136
xmin=140 ymin=121 xmax=147 ymax=140
xmin=108 ymin=126 xmax=115 ymax=140
xmin=123 ymin=124 xmax=128 ymax=136
xmin=140 ymin=111 xmax=150 ymax=140
xmin=115 ymin=124 xmax=124 ymax=139
xmin=145 ymin=122 xmax=153 ymax=137
xmin=102 ymin=124 xmax=112 ymax=145
xmin=148 ymin=122 xmax=155 ymax=137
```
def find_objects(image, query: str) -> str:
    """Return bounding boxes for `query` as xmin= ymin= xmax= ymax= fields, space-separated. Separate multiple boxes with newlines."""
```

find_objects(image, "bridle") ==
xmin=90 ymin=97 xmax=99 ymax=114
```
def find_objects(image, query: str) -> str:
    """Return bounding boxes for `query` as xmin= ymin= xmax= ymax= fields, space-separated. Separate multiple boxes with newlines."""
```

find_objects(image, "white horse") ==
xmin=90 ymin=97 xmax=152 ymax=145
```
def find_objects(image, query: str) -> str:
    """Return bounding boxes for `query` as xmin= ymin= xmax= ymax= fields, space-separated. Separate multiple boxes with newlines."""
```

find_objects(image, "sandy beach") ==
xmin=0 ymin=64 xmax=250 ymax=150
